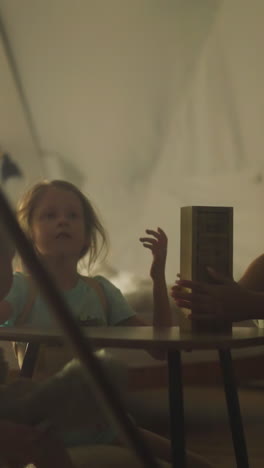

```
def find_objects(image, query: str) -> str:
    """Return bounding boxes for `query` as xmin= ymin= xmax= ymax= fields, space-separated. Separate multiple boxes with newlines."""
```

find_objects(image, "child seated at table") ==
xmin=0 ymin=179 xmax=171 ymax=373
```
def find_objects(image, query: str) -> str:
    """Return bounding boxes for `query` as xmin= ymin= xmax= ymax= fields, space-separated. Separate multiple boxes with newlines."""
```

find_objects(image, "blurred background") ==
xmin=0 ymin=0 xmax=264 ymax=293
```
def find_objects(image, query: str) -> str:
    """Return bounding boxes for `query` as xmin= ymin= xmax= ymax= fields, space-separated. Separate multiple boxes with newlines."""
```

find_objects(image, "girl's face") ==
xmin=31 ymin=187 xmax=88 ymax=260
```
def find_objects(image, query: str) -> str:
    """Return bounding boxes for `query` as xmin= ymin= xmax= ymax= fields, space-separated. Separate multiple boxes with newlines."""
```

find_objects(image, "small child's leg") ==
xmin=139 ymin=428 xmax=214 ymax=467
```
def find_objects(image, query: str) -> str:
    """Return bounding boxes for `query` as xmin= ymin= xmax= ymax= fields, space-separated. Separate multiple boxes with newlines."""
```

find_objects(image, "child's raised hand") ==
xmin=139 ymin=227 xmax=167 ymax=280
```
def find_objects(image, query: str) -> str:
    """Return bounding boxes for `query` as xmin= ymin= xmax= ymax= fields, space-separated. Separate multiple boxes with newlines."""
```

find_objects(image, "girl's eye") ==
xmin=44 ymin=212 xmax=56 ymax=219
xmin=69 ymin=212 xmax=78 ymax=219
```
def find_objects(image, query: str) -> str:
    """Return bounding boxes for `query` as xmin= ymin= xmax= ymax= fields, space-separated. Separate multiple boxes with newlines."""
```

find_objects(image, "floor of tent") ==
xmin=128 ymin=383 xmax=264 ymax=468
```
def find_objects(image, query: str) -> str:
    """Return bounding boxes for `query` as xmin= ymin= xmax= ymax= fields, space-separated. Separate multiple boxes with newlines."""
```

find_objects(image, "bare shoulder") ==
xmin=239 ymin=254 xmax=264 ymax=291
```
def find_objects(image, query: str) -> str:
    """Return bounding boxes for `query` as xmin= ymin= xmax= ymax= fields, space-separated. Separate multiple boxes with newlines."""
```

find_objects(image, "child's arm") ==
xmin=140 ymin=227 xmax=171 ymax=327
xmin=118 ymin=228 xmax=171 ymax=359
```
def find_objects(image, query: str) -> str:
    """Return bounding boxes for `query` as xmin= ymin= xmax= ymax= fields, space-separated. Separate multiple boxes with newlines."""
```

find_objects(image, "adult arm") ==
xmin=171 ymin=268 xmax=264 ymax=322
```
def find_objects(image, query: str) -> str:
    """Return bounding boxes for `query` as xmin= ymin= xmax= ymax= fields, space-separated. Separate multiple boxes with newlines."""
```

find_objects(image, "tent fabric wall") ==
xmin=0 ymin=0 xmax=263 ymax=286
xmin=0 ymin=34 xmax=43 ymax=202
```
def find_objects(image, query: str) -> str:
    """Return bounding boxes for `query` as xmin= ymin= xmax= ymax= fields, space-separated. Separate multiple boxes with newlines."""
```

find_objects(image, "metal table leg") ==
xmin=20 ymin=342 xmax=40 ymax=378
xmin=218 ymin=349 xmax=249 ymax=468
xmin=168 ymin=350 xmax=186 ymax=468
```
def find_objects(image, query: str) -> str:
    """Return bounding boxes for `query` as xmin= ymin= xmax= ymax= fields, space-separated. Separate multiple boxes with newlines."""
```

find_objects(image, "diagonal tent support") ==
xmin=0 ymin=7 xmax=42 ymax=157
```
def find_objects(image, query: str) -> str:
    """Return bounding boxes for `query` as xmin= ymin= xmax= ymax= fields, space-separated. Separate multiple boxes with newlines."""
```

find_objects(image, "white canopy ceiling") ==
xmin=0 ymin=0 xmax=264 ymax=289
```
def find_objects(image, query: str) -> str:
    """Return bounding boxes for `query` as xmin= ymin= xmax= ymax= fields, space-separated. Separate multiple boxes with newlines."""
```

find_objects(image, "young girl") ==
xmin=0 ymin=181 xmax=168 ymax=443
xmin=0 ymin=180 xmax=214 ymax=467
xmin=0 ymin=179 xmax=171 ymax=333
xmin=0 ymin=180 xmax=214 ymax=466
xmin=0 ymin=179 xmax=171 ymax=371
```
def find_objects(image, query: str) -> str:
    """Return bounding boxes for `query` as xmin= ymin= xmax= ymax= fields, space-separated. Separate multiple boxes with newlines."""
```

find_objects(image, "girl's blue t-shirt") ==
xmin=3 ymin=272 xmax=136 ymax=328
xmin=3 ymin=272 xmax=136 ymax=447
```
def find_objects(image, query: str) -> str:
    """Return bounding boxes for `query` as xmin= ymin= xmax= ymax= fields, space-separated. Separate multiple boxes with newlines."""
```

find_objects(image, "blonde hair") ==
xmin=16 ymin=179 xmax=108 ymax=270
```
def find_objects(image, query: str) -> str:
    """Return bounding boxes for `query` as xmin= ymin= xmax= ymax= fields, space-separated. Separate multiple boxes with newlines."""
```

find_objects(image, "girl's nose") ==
xmin=58 ymin=215 xmax=69 ymax=225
